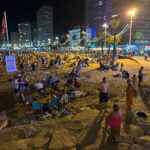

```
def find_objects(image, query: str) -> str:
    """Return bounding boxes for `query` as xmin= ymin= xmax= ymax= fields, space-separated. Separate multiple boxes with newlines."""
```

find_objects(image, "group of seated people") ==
xmin=47 ymin=75 xmax=60 ymax=89
xmin=69 ymin=67 xmax=81 ymax=88
xmin=122 ymin=70 xmax=130 ymax=79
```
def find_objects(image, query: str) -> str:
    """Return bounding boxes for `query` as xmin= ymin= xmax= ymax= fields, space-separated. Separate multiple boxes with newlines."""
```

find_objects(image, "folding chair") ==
xmin=32 ymin=101 xmax=41 ymax=112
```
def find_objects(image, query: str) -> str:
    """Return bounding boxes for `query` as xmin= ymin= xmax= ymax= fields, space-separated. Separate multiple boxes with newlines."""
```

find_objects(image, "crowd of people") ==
xmin=0 ymin=51 xmax=148 ymax=144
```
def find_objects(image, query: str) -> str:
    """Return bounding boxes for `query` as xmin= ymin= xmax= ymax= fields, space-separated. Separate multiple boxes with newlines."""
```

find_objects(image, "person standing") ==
xmin=14 ymin=77 xmax=20 ymax=101
xmin=126 ymin=79 xmax=134 ymax=108
xmin=144 ymin=51 xmax=148 ymax=61
xmin=104 ymin=104 xmax=122 ymax=143
xmin=98 ymin=77 xmax=109 ymax=110
xmin=138 ymin=66 xmax=144 ymax=87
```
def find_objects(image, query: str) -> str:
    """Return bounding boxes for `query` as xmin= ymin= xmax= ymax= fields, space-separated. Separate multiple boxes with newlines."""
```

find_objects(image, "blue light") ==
xmin=90 ymin=44 xmax=95 ymax=48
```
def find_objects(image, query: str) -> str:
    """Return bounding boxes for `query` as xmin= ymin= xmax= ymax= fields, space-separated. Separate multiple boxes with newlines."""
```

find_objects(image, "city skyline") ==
xmin=0 ymin=0 xmax=85 ymax=35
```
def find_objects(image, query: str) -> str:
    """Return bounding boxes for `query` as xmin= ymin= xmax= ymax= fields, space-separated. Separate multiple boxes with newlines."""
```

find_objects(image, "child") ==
xmin=120 ymin=63 xmax=123 ymax=72
xmin=104 ymin=104 xmax=122 ymax=143
xmin=132 ymin=74 xmax=136 ymax=87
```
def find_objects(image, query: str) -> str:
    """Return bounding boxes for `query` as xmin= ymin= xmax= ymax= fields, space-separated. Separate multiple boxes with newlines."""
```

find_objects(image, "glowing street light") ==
xmin=128 ymin=9 xmax=135 ymax=54
xmin=82 ymin=31 xmax=86 ymax=35
xmin=48 ymin=38 xmax=51 ymax=44
xmin=38 ymin=41 xmax=40 ymax=46
xmin=56 ymin=37 xmax=59 ymax=50
xmin=56 ymin=37 xmax=59 ymax=40
xmin=128 ymin=10 xmax=135 ymax=16
xmin=103 ymin=23 xmax=108 ymax=51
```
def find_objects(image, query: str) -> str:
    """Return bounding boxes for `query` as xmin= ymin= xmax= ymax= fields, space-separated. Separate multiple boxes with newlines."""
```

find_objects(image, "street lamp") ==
xmin=67 ymin=34 xmax=70 ymax=38
xmin=56 ymin=37 xmax=59 ymax=51
xmin=82 ymin=31 xmax=86 ymax=37
xmin=128 ymin=10 xmax=135 ymax=54
xmin=103 ymin=23 xmax=108 ymax=53
xmin=48 ymin=38 xmax=51 ymax=50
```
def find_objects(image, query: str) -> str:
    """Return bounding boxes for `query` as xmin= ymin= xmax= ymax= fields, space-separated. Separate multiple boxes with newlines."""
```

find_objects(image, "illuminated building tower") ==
xmin=37 ymin=5 xmax=53 ymax=44
xmin=0 ymin=35 xmax=6 ymax=48
xmin=85 ymin=0 xmax=108 ymax=34
xmin=18 ymin=22 xmax=31 ymax=47
xmin=134 ymin=0 xmax=150 ymax=42
xmin=10 ymin=32 xmax=19 ymax=48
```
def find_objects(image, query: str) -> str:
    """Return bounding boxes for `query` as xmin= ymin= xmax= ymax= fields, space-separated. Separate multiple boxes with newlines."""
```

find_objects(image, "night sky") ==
xmin=0 ymin=0 xmax=85 ymax=35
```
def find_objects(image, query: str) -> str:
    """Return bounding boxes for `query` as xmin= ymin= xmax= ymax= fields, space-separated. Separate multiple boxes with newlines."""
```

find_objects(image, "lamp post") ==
xmin=81 ymin=31 xmax=86 ymax=48
xmin=103 ymin=23 xmax=108 ymax=54
xmin=48 ymin=38 xmax=51 ymax=50
xmin=128 ymin=10 xmax=135 ymax=54
xmin=67 ymin=34 xmax=70 ymax=50
xmin=56 ymin=37 xmax=59 ymax=51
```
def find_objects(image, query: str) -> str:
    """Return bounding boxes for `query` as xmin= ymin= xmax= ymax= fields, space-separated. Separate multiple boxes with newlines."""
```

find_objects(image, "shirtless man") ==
xmin=98 ymin=77 xmax=109 ymax=110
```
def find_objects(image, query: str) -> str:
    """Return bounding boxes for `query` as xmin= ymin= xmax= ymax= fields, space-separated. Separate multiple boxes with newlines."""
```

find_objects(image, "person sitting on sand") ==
xmin=59 ymin=90 xmax=69 ymax=109
xmin=126 ymin=79 xmax=134 ymax=108
xmin=67 ymin=86 xmax=75 ymax=101
xmin=51 ymin=77 xmax=60 ymax=89
xmin=46 ymin=74 xmax=50 ymax=83
xmin=125 ymin=71 xmax=129 ymax=79
xmin=34 ymin=80 xmax=45 ymax=95
xmin=74 ymin=78 xmax=81 ymax=88
xmin=122 ymin=70 xmax=126 ymax=78
xmin=104 ymin=104 xmax=122 ymax=143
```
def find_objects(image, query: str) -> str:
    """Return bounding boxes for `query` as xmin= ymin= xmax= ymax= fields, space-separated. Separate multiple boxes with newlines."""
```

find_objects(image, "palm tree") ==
xmin=107 ymin=35 xmax=122 ymax=54
xmin=134 ymin=32 xmax=144 ymax=55
xmin=110 ymin=16 xmax=120 ymax=59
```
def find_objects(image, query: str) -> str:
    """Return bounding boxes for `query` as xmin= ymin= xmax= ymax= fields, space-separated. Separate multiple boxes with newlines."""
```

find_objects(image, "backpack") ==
xmin=136 ymin=112 xmax=147 ymax=118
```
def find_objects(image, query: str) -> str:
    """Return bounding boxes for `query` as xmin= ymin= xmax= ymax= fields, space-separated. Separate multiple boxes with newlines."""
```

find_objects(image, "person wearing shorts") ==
xmin=14 ymin=78 xmax=20 ymax=101
xmin=99 ymin=92 xmax=108 ymax=103
xmin=98 ymin=77 xmax=109 ymax=110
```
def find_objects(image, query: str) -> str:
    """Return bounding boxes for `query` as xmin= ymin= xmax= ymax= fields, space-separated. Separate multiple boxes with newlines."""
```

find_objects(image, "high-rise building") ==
xmin=33 ymin=28 xmax=38 ymax=46
xmin=30 ymin=21 xmax=37 ymax=46
xmin=37 ymin=5 xmax=53 ymax=44
xmin=85 ymin=0 xmax=108 ymax=34
xmin=18 ymin=22 xmax=31 ymax=47
xmin=0 ymin=35 xmax=6 ymax=48
xmin=10 ymin=32 xmax=19 ymax=48
xmin=85 ymin=0 xmax=129 ymax=34
xmin=69 ymin=27 xmax=81 ymax=47
xmin=85 ymin=0 xmax=150 ymax=44
xmin=134 ymin=0 xmax=150 ymax=42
